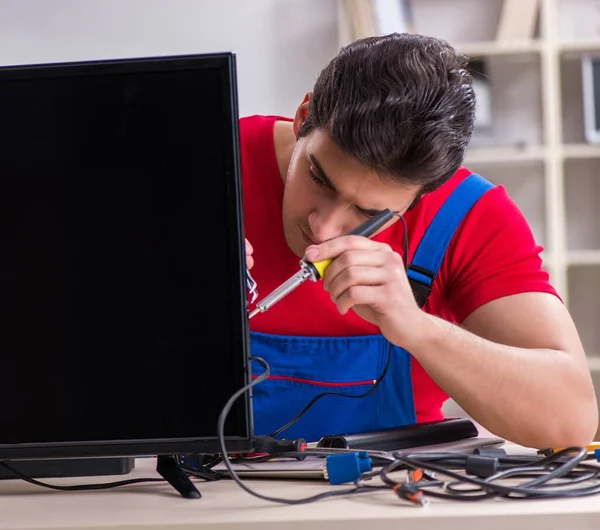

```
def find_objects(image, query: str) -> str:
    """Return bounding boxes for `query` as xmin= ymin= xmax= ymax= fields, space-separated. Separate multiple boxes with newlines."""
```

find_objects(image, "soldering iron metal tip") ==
xmin=248 ymin=307 xmax=261 ymax=319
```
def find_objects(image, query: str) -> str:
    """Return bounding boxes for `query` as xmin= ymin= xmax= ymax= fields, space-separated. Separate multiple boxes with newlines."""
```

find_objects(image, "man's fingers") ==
xmin=326 ymin=265 xmax=388 ymax=298
xmin=322 ymin=250 xmax=389 ymax=291
xmin=305 ymin=235 xmax=391 ymax=261
xmin=335 ymin=285 xmax=386 ymax=315
xmin=245 ymin=239 xmax=254 ymax=269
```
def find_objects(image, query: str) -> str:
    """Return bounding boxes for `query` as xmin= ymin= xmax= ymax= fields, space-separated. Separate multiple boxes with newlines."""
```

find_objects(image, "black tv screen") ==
xmin=0 ymin=53 xmax=253 ymax=459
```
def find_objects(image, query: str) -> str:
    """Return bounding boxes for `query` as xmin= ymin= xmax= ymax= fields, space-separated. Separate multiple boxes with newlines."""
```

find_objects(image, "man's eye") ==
xmin=357 ymin=208 xmax=377 ymax=218
xmin=308 ymin=170 xmax=327 ymax=187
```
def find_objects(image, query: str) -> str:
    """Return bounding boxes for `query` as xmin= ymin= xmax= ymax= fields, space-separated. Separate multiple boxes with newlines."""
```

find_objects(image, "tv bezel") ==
xmin=0 ymin=52 xmax=254 ymax=460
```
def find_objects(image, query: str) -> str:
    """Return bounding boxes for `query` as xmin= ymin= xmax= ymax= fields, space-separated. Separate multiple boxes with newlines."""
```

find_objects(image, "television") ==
xmin=0 ymin=53 xmax=253 ymax=497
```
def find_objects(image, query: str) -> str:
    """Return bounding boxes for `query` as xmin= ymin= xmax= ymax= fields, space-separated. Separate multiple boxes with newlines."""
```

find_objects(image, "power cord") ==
xmin=361 ymin=447 xmax=600 ymax=505
xmin=217 ymin=357 xmax=377 ymax=504
xmin=397 ymin=213 xmax=408 ymax=269
xmin=0 ymin=461 xmax=165 ymax=491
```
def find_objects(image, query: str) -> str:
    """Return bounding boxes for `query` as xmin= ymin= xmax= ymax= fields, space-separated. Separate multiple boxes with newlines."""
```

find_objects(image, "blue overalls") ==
xmin=249 ymin=174 xmax=494 ymax=442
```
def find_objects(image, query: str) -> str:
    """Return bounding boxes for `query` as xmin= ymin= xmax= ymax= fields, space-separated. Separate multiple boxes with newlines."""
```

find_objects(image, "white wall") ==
xmin=0 ymin=0 xmax=340 ymax=117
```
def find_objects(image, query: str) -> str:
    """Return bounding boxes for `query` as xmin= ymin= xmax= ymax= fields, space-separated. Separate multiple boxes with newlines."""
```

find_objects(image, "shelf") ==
xmin=455 ymin=40 xmax=543 ymax=58
xmin=563 ymin=144 xmax=600 ymax=159
xmin=464 ymin=145 xmax=546 ymax=165
xmin=568 ymin=265 xmax=600 ymax=360
xmin=564 ymin=159 xmax=600 ymax=250
xmin=560 ymin=53 xmax=587 ymax=144
xmin=568 ymin=251 xmax=600 ymax=266
xmin=468 ymin=56 xmax=543 ymax=150
xmin=466 ymin=164 xmax=546 ymax=248
xmin=560 ymin=40 xmax=600 ymax=55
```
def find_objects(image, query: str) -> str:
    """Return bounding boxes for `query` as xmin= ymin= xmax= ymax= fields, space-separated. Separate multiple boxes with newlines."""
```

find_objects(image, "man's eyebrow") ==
xmin=308 ymin=153 xmax=385 ymax=215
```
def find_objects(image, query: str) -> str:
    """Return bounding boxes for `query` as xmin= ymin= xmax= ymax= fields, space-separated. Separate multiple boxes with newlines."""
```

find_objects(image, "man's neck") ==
xmin=273 ymin=120 xmax=296 ymax=184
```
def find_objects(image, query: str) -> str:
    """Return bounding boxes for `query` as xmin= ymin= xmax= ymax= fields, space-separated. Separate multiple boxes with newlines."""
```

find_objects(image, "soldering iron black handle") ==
xmin=348 ymin=209 xmax=394 ymax=237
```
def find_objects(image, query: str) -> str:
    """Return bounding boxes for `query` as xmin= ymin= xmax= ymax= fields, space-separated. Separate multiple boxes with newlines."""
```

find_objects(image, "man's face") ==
xmin=282 ymin=127 xmax=421 ymax=257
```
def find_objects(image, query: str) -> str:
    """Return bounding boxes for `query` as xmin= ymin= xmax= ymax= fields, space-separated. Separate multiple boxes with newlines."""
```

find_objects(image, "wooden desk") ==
xmin=2 ymin=456 xmax=600 ymax=530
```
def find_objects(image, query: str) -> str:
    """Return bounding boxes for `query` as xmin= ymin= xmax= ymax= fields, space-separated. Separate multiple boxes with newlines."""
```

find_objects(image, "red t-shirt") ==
xmin=241 ymin=114 xmax=559 ymax=422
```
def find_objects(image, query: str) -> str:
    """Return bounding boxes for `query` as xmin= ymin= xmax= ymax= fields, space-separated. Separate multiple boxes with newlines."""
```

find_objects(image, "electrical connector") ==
xmin=465 ymin=455 xmax=499 ymax=478
xmin=323 ymin=451 xmax=372 ymax=485
xmin=252 ymin=435 xmax=307 ymax=459
xmin=394 ymin=483 xmax=428 ymax=507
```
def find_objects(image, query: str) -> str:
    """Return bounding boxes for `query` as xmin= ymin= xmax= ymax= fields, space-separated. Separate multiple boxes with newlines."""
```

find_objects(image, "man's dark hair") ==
xmin=297 ymin=33 xmax=476 ymax=194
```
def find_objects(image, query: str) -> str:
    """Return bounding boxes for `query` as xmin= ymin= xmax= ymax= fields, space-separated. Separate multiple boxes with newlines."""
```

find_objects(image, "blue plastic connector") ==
xmin=594 ymin=449 xmax=600 ymax=461
xmin=323 ymin=451 xmax=373 ymax=485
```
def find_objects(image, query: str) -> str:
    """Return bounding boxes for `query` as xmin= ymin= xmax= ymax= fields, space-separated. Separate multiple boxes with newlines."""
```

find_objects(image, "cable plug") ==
xmin=323 ymin=451 xmax=372 ymax=485
xmin=394 ymin=482 xmax=428 ymax=507
xmin=465 ymin=455 xmax=499 ymax=478
xmin=251 ymin=436 xmax=307 ymax=460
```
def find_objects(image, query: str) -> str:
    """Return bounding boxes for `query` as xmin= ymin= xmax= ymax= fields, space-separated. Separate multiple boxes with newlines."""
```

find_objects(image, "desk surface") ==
xmin=2 ymin=455 xmax=600 ymax=530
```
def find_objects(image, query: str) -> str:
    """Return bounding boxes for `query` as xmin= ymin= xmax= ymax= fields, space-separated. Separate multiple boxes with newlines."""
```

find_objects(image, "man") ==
xmin=240 ymin=32 xmax=597 ymax=448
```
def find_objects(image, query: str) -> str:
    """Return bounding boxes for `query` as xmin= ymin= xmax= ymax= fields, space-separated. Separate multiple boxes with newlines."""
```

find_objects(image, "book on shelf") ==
xmin=495 ymin=0 xmax=540 ymax=43
xmin=339 ymin=0 xmax=414 ymax=43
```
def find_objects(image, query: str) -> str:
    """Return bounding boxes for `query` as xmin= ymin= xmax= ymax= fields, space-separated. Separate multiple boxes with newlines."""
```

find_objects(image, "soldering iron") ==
xmin=248 ymin=208 xmax=395 ymax=319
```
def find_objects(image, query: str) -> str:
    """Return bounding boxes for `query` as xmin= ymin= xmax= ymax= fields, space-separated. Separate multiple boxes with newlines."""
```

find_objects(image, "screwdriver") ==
xmin=248 ymin=208 xmax=395 ymax=319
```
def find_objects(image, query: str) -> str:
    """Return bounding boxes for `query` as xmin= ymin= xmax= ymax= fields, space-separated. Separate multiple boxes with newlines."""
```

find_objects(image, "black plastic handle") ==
xmin=347 ymin=209 xmax=394 ymax=237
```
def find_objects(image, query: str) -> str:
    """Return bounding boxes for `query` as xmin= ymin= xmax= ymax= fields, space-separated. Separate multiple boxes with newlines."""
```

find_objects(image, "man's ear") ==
xmin=292 ymin=92 xmax=312 ymax=136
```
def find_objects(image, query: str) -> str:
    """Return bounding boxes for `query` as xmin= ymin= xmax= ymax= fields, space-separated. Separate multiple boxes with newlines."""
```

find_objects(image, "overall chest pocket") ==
xmin=249 ymin=331 xmax=415 ymax=442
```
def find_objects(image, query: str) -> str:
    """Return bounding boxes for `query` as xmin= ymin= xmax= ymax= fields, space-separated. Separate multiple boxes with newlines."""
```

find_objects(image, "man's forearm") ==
xmin=403 ymin=314 xmax=597 ymax=449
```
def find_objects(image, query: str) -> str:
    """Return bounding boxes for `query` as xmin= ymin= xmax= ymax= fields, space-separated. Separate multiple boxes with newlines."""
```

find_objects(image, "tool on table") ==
xmin=248 ymin=208 xmax=395 ymax=319
xmin=538 ymin=443 xmax=600 ymax=456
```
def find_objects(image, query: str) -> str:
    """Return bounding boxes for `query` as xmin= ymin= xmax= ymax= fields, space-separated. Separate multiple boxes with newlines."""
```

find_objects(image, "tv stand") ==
xmin=156 ymin=455 xmax=201 ymax=499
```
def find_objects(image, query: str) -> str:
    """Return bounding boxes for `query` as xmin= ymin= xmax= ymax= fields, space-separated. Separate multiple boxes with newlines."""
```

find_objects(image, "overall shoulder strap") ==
xmin=407 ymin=173 xmax=495 ymax=307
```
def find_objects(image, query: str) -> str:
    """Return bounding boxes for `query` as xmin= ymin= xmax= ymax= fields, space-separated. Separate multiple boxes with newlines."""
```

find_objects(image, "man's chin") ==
xmin=298 ymin=229 xmax=319 ymax=255
xmin=283 ymin=221 xmax=317 ymax=258
xmin=281 ymin=230 xmax=305 ymax=259
xmin=290 ymin=241 xmax=307 ymax=259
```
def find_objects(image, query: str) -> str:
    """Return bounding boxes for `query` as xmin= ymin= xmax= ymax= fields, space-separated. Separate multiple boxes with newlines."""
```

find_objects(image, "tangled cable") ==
xmin=357 ymin=446 xmax=600 ymax=506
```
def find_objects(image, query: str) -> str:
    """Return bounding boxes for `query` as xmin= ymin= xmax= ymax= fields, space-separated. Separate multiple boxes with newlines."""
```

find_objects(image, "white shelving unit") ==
xmin=337 ymin=1 xmax=600 ymax=381
xmin=460 ymin=1 xmax=600 ymax=374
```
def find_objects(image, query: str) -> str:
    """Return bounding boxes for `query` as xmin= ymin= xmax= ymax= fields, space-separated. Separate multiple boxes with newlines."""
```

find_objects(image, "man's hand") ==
xmin=245 ymin=239 xmax=254 ymax=270
xmin=304 ymin=236 xmax=424 ymax=347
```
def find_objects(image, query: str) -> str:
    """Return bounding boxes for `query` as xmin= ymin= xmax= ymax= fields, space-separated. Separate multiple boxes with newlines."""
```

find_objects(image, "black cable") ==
xmin=0 ymin=461 xmax=165 ymax=491
xmin=218 ymin=357 xmax=374 ymax=505
xmin=230 ymin=448 xmax=393 ymax=465
xmin=268 ymin=343 xmax=392 ymax=438
xmin=361 ymin=447 xmax=600 ymax=504
xmin=396 ymin=213 xmax=409 ymax=269
xmin=268 ymin=214 xmax=409 ymax=438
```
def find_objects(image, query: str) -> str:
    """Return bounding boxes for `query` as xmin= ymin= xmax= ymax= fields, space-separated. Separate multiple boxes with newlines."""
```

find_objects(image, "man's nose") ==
xmin=308 ymin=210 xmax=347 ymax=243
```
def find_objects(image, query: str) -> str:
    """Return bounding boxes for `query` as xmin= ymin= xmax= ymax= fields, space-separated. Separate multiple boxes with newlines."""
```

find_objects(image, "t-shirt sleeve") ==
xmin=442 ymin=185 xmax=561 ymax=323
